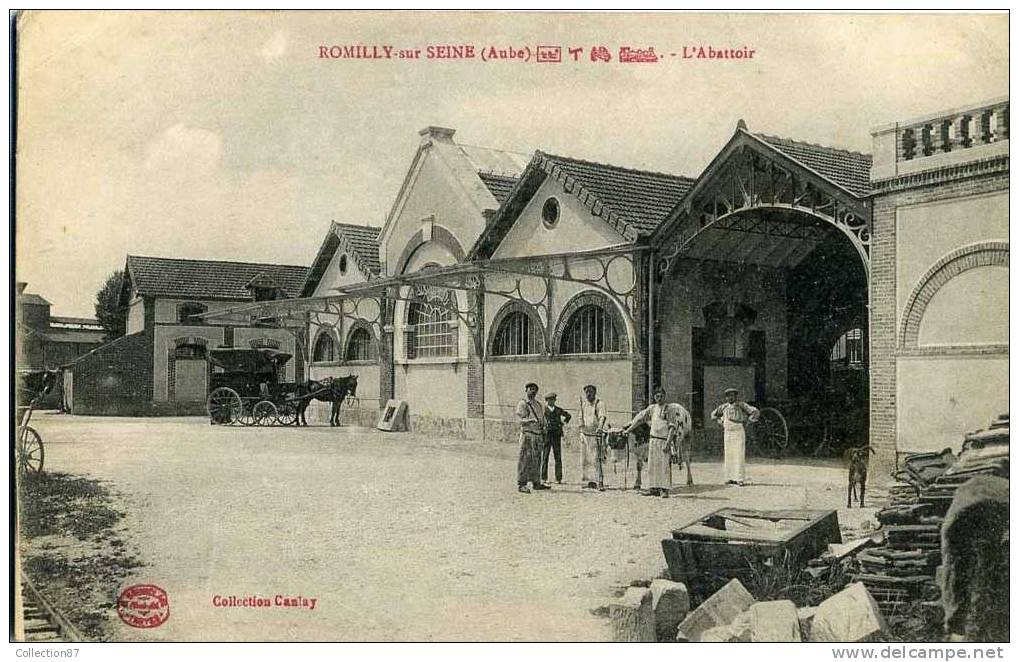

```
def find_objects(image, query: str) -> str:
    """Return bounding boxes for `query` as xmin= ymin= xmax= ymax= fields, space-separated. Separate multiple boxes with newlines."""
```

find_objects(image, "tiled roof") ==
xmin=458 ymin=144 xmax=530 ymax=177
xmin=470 ymin=151 xmax=695 ymax=259
xmin=540 ymin=153 xmax=696 ymax=236
xmin=300 ymin=222 xmax=382 ymax=297
xmin=51 ymin=316 xmax=103 ymax=328
xmin=333 ymin=222 xmax=382 ymax=277
xmin=18 ymin=293 xmax=50 ymax=306
xmin=754 ymin=134 xmax=872 ymax=197
xmin=126 ymin=255 xmax=309 ymax=300
xmin=43 ymin=328 xmax=106 ymax=344
xmin=477 ymin=172 xmax=519 ymax=203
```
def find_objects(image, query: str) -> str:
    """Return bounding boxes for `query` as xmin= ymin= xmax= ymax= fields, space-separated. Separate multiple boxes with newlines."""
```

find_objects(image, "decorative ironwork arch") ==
xmin=656 ymin=140 xmax=871 ymax=279
xmin=344 ymin=320 xmax=379 ymax=362
xmin=899 ymin=241 xmax=1009 ymax=348
xmin=552 ymin=290 xmax=630 ymax=356
xmin=487 ymin=300 xmax=547 ymax=357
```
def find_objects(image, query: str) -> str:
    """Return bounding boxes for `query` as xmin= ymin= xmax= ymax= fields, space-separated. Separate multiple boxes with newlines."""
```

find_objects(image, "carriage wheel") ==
xmin=276 ymin=401 xmax=298 ymax=426
xmin=236 ymin=400 xmax=258 ymax=427
xmin=207 ymin=387 xmax=242 ymax=425
xmin=754 ymin=407 xmax=789 ymax=457
xmin=252 ymin=400 xmax=279 ymax=426
xmin=17 ymin=426 xmax=44 ymax=476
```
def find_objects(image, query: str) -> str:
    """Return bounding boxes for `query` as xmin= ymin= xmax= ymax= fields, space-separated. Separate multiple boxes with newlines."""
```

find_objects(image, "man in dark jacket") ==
xmin=541 ymin=392 xmax=572 ymax=484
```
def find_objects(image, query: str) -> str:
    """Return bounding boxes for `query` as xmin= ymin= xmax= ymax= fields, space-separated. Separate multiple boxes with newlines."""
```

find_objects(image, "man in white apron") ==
xmin=622 ymin=386 xmax=691 ymax=498
xmin=578 ymin=384 xmax=606 ymax=491
xmin=710 ymin=387 xmax=759 ymax=486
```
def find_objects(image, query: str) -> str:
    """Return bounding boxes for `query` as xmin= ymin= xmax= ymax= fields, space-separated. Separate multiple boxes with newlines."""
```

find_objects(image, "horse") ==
xmin=293 ymin=375 xmax=358 ymax=427
xmin=18 ymin=369 xmax=58 ymax=406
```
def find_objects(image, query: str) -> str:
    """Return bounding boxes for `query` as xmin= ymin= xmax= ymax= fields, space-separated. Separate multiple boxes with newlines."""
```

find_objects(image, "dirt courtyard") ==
xmin=20 ymin=413 xmax=879 ymax=641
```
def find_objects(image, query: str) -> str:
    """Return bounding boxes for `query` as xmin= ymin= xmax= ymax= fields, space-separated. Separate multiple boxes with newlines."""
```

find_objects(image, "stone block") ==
xmin=810 ymin=582 xmax=888 ymax=642
xmin=609 ymin=586 xmax=655 ymax=642
xmin=650 ymin=579 xmax=690 ymax=642
xmin=676 ymin=578 xmax=755 ymax=642
xmin=798 ymin=606 xmax=818 ymax=641
xmin=694 ymin=610 xmax=751 ymax=642
xmin=748 ymin=600 xmax=801 ymax=642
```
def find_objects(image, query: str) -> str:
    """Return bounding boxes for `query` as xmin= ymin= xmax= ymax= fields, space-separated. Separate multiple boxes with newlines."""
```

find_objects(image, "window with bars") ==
xmin=492 ymin=311 xmax=541 ymax=356
xmin=312 ymin=332 xmax=336 ymax=363
xmin=406 ymin=295 xmax=458 ymax=359
xmin=559 ymin=304 xmax=620 ymax=354
xmin=831 ymin=327 xmax=864 ymax=368
xmin=345 ymin=327 xmax=377 ymax=362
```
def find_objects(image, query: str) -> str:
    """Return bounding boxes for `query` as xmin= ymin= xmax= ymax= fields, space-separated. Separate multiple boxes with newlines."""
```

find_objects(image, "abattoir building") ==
xmin=220 ymin=97 xmax=1009 ymax=470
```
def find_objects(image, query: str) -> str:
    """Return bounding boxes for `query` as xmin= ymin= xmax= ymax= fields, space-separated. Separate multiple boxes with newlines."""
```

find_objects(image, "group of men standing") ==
xmin=515 ymin=382 xmax=760 ymax=494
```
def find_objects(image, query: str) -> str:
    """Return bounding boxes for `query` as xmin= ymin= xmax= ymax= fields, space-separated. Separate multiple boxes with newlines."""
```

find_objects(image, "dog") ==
xmin=846 ymin=444 xmax=876 ymax=508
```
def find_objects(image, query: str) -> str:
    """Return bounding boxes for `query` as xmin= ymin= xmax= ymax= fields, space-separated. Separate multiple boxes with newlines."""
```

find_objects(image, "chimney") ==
xmin=16 ymin=282 xmax=27 ymax=295
xmin=418 ymin=126 xmax=456 ymax=143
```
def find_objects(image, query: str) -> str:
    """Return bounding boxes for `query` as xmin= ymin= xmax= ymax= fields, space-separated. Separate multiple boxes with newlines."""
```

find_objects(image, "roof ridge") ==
xmin=538 ymin=150 xmax=696 ymax=182
xmin=457 ymin=142 xmax=530 ymax=157
xmin=753 ymin=132 xmax=872 ymax=160
xmin=127 ymin=254 xmax=309 ymax=271
xmin=476 ymin=171 xmax=519 ymax=178
xmin=330 ymin=221 xmax=381 ymax=233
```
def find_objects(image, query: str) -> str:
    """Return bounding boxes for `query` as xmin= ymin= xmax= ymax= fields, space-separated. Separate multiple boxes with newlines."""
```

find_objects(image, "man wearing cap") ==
xmin=516 ymin=382 xmax=549 ymax=493
xmin=622 ymin=386 xmax=692 ymax=498
xmin=578 ymin=384 xmax=607 ymax=490
xmin=711 ymin=387 xmax=760 ymax=486
xmin=541 ymin=392 xmax=571 ymax=485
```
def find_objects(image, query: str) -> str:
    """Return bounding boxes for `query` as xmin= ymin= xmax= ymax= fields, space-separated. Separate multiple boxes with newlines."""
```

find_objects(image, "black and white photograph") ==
xmin=10 ymin=9 xmax=1010 ymax=651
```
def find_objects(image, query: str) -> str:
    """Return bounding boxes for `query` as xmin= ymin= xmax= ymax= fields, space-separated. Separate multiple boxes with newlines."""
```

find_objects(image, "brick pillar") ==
xmin=869 ymin=195 xmax=898 ymax=472
xmin=466 ymin=286 xmax=485 ymax=439
xmin=630 ymin=252 xmax=650 ymax=415
xmin=379 ymin=300 xmax=396 ymax=408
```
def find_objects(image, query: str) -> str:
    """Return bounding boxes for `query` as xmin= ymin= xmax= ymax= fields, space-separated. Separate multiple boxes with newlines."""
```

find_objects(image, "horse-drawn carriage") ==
xmin=205 ymin=347 xmax=358 ymax=427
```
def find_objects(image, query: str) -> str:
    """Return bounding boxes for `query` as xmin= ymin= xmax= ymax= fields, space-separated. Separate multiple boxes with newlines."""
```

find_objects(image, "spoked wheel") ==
xmin=276 ymin=400 xmax=298 ymax=426
xmin=17 ymin=426 xmax=44 ymax=476
xmin=207 ymin=387 xmax=242 ymax=425
xmin=236 ymin=400 xmax=258 ymax=427
xmin=754 ymin=407 xmax=789 ymax=458
xmin=252 ymin=400 xmax=279 ymax=426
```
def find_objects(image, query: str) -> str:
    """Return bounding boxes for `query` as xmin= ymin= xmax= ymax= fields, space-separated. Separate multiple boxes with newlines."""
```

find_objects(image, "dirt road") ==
xmin=25 ymin=413 xmax=873 ymax=641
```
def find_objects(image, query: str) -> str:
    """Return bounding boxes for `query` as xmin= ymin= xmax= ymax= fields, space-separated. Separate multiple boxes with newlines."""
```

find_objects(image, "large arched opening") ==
xmin=651 ymin=133 xmax=872 ymax=456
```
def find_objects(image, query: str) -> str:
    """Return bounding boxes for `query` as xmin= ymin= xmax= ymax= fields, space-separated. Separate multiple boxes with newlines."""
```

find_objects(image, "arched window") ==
xmin=345 ymin=327 xmax=377 ymax=362
xmin=312 ymin=332 xmax=336 ymax=363
xmin=492 ymin=311 xmax=541 ymax=356
xmin=831 ymin=328 xmax=864 ymax=369
xmin=177 ymin=302 xmax=208 ymax=325
xmin=559 ymin=304 xmax=620 ymax=354
xmin=406 ymin=291 xmax=458 ymax=359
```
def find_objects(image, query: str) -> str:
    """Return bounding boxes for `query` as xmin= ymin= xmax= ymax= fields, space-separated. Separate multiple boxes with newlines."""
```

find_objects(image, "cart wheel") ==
xmin=236 ymin=400 xmax=258 ymax=426
xmin=252 ymin=400 xmax=279 ymax=426
xmin=754 ymin=407 xmax=789 ymax=457
xmin=277 ymin=401 xmax=298 ymax=426
xmin=207 ymin=387 xmax=242 ymax=425
xmin=17 ymin=426 xmax=44 ymax=475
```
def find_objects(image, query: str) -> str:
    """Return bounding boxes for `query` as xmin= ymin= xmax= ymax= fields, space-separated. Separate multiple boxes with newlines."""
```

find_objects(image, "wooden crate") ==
xmin=661 ymin=508 xmax=841 ymax=600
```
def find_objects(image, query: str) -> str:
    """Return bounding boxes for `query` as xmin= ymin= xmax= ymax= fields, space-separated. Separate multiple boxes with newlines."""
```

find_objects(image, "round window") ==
xmin=339 ymin=254 xmax=348 ymax=274
xmin=541 ymin=197 xmax=560 ymax=228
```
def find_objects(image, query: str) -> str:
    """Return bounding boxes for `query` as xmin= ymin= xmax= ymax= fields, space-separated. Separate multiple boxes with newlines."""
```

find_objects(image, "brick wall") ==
xmin=869 ymin=166 xmax=1009 ymax=471
xmin=67 ymin=329 xmax=155 ymax=415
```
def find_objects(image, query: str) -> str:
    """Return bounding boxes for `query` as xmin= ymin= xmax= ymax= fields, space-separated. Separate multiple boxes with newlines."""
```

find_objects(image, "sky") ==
xmin=14 ymin=11 xmax=1008 ymax=317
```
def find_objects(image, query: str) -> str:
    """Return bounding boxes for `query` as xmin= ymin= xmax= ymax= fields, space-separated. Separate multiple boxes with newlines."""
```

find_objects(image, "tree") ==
xmin=95 ymin=269 xmax=127 ymax=342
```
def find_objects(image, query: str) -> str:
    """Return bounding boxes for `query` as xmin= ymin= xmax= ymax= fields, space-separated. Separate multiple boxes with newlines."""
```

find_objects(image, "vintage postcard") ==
xmin=10 ymin=9 xmax=1010 ymax=651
